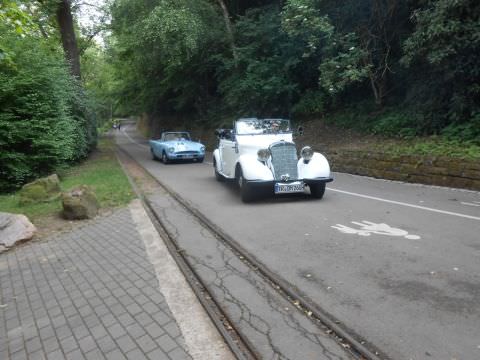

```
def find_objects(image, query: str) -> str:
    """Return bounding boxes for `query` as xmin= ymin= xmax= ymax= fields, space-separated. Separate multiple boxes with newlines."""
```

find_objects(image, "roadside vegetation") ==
xmin=1 ymin=0 xmax=479 ymax=195
xmin=0 ymin=1 xmax=110 ymax=193
xmin=0 ymin=138 xmax=135 ymax=222
xmin=106 ymin=0 xmax=479 ymax=149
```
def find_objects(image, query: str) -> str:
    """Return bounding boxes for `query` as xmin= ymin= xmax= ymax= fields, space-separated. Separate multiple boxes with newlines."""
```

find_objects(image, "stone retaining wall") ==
xmin=138 ymin=115 xmax=480 ymax=191
xmin=327 ymin=149 xmax=480 ymax=191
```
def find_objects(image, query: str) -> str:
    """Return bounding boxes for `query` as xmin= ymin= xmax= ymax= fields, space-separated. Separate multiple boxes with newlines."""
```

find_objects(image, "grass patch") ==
xmin=379 ymin=139 xmax=480 ymax=160
xmin=322 ymin=106 xmax=480 ymax=159
xmin=0 ymin=137 xmax=135 ymax=222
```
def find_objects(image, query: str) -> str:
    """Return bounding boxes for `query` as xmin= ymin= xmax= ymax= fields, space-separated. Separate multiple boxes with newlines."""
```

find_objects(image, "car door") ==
xmin=219 ymin=133 xmax=238 ymax=178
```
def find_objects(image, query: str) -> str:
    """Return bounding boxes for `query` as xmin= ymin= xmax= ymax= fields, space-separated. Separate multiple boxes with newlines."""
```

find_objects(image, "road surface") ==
xmin=117 ymin=125 xmax=480 ymax=360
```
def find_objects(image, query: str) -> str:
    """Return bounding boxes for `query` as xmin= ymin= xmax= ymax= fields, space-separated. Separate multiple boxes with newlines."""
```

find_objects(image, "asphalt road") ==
xmin=117 ymin=125 xmax=480 ymax=360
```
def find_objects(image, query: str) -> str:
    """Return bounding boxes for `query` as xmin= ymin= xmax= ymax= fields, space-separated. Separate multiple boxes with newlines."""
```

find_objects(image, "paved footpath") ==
xmin=0 ymin=200 xmax=232 ymax=360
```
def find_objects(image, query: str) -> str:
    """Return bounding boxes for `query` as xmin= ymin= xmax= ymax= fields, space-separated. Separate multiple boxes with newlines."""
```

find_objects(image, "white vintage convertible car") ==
xmin=213 ymin=118 xmax=333 ymax=202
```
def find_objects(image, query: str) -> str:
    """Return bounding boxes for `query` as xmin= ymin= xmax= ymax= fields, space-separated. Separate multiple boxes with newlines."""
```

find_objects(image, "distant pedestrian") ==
xmin=118 ymin=122 xmax=121 ymax=130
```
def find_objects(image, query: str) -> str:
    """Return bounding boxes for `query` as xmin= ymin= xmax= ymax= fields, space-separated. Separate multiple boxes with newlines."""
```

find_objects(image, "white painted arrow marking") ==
xmin=331 ymin=220 xmax=421 ymax=240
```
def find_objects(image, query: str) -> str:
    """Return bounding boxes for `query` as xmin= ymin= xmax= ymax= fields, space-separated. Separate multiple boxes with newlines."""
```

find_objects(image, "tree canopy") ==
xmin=0 ymin=0 xmax=98 ymax=192
xmin=1 ymin=0 xmax=479 ymax=191
xmin=104 ymin=0 xmax=479 ymax=140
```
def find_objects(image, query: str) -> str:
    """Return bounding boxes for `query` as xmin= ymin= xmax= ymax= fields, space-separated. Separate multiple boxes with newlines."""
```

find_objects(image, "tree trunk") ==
xmin=215 ymin=0 xmax=238 ymax=64
xmin=56 ymin=0 xmax=81 ymax=79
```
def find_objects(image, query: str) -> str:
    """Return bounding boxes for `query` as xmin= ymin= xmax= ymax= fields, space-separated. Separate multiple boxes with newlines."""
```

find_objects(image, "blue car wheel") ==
xmin=151 ymin=148 xmax=159 ymax=161
xmin=162 ymin=152 xmax=170 ymax=164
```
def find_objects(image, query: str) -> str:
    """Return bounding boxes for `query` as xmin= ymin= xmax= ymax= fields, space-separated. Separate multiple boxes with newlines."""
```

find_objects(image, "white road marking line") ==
xmin=329 ymin=188 xmax=480 ymax=221
xmin=120 ymin=129 xmax=478 ymax=222
xmin=461 ymin=201 xmax=480 ymax=207
xmin=129 ymin=200 xmax=234 ymax=360
xmin=121 ymin=128 xmax=149 ymax=149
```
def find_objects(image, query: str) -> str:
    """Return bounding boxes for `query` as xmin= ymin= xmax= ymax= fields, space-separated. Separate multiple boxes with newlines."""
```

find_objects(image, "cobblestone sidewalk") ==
xmin=0 ymin=206 xmax=192 ymax=360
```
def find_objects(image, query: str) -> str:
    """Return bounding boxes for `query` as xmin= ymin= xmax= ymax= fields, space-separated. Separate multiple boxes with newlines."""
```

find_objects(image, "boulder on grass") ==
xmin=62 ymin=185 xmax=99 ymax=220
xmin=19 ymin=174 xmax=61 ymax=205
xmin=0 ymin=212 xmax=37 ymax=247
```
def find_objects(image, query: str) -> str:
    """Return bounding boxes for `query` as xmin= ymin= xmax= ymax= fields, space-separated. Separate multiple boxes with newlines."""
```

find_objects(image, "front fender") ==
xmin=298 ymin=152 xmax=331 ymax=179
xmin=213 ymin=149 xmax=220 ymax=169
xmin=238 ymin=154 xmax=274 ymax=181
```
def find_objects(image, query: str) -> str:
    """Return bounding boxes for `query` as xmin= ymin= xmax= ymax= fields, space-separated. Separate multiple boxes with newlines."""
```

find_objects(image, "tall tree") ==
xmin=56 ymin=0 xmax=81 ymax=79
xmin=215 ymin=0 xmax=238 ymax=63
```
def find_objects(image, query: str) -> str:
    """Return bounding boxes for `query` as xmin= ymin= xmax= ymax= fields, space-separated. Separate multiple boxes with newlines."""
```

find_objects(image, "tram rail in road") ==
xmin=116 ymin=124 xmax=480 ymax=360
xmin=116 ymin=145 xmax=384 ymax=360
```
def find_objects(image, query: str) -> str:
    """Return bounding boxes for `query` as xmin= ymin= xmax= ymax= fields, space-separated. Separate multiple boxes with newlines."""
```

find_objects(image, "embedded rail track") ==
xmin=116 ymin=145 xmax=387 ymax=360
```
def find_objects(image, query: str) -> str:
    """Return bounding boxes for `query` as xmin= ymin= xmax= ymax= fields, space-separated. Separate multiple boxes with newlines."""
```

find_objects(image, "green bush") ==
xmin=371 ymin=112 xmax=417 ymax=138
xmin=440 ymin=112 xmax=480 ymax=144
xmin=0 ymin=29 xmax=95 ymax=192
xmin=292 ymin=90 xmax=327 ymax=117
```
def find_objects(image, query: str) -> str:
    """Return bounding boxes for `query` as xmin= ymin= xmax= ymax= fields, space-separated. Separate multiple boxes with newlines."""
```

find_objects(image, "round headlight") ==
xmin=168 ymin=147 xmax=175 ymax=153
xmin=301 ymin=146 xmax=314 ymax=161
xmin=200 ymin=146 xmax=205 ymax=152
xmin=257 ymin=148 xmax=270 ymax=162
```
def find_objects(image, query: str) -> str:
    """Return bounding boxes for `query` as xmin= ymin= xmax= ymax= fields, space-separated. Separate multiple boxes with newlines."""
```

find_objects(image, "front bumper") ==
xmin=168 ymin=153 xmax=204 ymax=160
xmin=245 ymin=177 xmax=333 ymax=191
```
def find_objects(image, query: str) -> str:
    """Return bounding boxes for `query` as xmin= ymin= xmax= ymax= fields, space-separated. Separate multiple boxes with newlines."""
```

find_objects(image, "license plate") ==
xmin=274 ymin=181 xmax=304 ymax=194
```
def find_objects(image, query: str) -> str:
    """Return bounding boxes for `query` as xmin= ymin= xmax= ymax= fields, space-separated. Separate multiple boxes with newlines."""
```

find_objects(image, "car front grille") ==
xmin=270 ymin=142 xmax=298 ymax=180
xmin=175 ymin=151 xmax=198 ymax=155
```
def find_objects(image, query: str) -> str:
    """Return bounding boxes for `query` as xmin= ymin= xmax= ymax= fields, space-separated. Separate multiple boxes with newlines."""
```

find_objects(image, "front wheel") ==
xmin=214 ymin=160 xmax=224 ymax=182
xmin=162 ymin=152 xmax=170 ymax=164
xmin=237 ymin=168 xmax=254 ymax=203
xmin=310 ymin=183 xmax=326 ymax=199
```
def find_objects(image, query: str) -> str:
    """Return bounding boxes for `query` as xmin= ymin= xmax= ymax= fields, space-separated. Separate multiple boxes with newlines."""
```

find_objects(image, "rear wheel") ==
xmin=162 ymin=152 xmax=170 ymax=164
xmin=310 ymin=183 xmax=326 ymax=199
xmin=237 ymin=167 xmax=254 ymax=203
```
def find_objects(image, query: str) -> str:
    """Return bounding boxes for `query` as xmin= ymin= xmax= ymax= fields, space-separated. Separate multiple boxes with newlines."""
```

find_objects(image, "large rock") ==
xmin=0 ymin=212 xmax=37 ymax=247
xmin=19 ymin=174 xmax=61 ymax=205
xmin=62 ymin=185 xmax=99 ymax=220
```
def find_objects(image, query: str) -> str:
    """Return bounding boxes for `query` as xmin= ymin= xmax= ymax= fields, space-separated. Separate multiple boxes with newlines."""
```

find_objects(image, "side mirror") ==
xmin=297 ymin=126 xmax=304 ymax=136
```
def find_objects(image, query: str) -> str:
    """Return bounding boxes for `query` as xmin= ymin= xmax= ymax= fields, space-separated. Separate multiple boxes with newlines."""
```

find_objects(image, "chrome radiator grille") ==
xmin=176 ymin=151 xmax=198 ymax=154
xmin=270 ymin=142 xmax=298 ymax=180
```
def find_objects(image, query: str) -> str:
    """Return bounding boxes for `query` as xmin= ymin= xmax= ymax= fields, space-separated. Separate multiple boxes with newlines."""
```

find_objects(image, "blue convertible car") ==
xmin=149 ymin=132 xmax=205 ymax=163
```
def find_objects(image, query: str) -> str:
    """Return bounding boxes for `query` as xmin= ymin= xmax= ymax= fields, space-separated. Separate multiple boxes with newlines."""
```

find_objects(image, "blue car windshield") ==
xmin=162 ymin=132 xmax=191 ymax=141
xmin=236 ymin=119 xmax=291 ymax=135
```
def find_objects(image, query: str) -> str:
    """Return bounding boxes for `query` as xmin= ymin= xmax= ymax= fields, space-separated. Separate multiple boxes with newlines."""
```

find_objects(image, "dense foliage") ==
xmin=2 ymin=0 xmax=478 ymax=193
xmin=106 ymin=0 xmax=479 ymax=142
xmin=0 ymin=1 xmax=97 ymax=192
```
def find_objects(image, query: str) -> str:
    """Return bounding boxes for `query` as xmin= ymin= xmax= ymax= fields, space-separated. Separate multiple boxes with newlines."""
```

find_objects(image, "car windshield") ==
xmin=235 ymin=119 xmax=291 ymax=135
xmin=162 ymin=132 xmax=191 ymax=141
